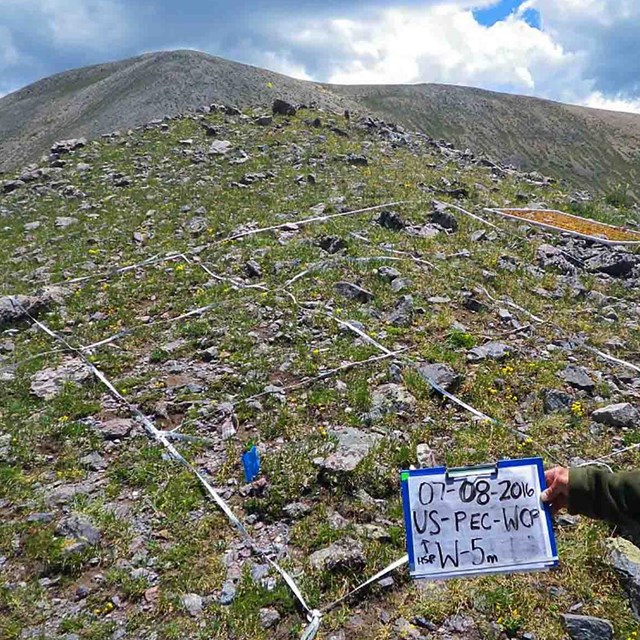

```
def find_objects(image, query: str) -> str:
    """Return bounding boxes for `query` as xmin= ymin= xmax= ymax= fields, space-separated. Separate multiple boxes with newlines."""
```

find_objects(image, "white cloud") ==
xmin=1 ymin=0 xmax=132 ymax=51
xmin=276 ymin=1 xmax=640 ymax=114
xmin=256 ymin=51 xmax=313 ymax=81
xmin=0 ymin=26 xmax=19 ymax=66
xmin=288 ymin=4 xmax=571 ymax=94
xmin=583 ymin=92 xmax=640 ymax=115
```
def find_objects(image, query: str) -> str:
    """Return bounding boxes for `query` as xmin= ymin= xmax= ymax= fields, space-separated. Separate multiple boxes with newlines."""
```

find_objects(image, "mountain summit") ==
xmin=1 ymin=49 xmax=640 ymax=196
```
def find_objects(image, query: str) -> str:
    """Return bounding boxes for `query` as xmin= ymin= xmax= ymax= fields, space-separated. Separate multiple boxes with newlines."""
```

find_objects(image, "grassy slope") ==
xmin=1 ymin=107 xmax=640 ymax=639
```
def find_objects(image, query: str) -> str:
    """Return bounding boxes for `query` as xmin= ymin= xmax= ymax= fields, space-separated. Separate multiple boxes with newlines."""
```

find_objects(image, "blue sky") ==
xmin=1 ymin=0 xmax=640 ymax=113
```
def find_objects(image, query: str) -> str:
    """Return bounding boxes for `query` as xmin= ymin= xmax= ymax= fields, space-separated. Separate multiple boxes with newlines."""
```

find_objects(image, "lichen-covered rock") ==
xmin=309 ymin=538 xmax=365 ymax=572
xmin=606 ymin=537 xmax=640 ymax=619
xmin=30 ymin=357 xmax=91 ymax=399
xmin=316 ymin=426 xmax=382 ymax=474
xmin=369 ymin=383 xmax=417 ymax=422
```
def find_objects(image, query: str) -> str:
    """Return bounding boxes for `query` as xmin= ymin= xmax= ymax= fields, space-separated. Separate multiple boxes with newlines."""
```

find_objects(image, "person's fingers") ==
xmin=544 ymin=467 xmax=561 ymax=486
xmin=540 ymin=480 xmax=561 ymax=503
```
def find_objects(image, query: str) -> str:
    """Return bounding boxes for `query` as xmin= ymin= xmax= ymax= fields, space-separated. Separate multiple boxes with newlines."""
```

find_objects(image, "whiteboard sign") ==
xmin=401 ymin=458 xmax=557 ymax=579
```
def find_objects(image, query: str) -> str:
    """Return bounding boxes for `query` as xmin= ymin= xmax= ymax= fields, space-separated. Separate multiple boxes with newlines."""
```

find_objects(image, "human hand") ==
xmin=541 ymin=466 xmax=570 ymax=514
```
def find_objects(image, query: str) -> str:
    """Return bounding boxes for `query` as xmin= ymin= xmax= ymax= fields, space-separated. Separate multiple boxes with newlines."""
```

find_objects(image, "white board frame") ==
xmin=401 ymin=457 xmax=558 ymax=580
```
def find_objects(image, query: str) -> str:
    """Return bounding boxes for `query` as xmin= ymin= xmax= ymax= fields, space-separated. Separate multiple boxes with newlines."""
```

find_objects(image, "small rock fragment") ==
xmin=334 ymin=281 xmax=374 ymax=303
xmin=182 ymin=593 xmax=203 ymax=617
xmin=467 ymin=342 xmax=511 ymax=363
xmin=259 ymin=607 xmax=281 ymax=629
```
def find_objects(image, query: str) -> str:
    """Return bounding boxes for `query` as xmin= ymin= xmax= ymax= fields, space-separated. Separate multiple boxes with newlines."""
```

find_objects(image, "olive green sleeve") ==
xmin=569 ymin=467 xmax=640 ymax=527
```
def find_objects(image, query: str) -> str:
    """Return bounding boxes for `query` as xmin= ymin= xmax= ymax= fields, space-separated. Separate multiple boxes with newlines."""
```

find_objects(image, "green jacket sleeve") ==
xmin=569 ymin=467 xmax=640 ymax=527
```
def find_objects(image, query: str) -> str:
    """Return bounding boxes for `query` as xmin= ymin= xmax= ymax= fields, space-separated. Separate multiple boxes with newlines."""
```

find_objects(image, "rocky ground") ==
xmin=1 ymin=101 xmax=640 ymax=640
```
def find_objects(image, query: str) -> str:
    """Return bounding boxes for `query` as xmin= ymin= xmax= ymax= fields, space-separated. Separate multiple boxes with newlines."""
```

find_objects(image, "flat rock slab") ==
xmin=561 ymin=614 xmax=613 ymax=640
xmin=30 ymin=358 xmax=91 ymax=399
xmin=592 ymin=403 xmax=639 ymax=429
xmin=558 ymin=365 xmax=595 ymax=392
xmin=316 ymin=426 xmax=382 ymax=473
xmin=467 ymin=342 xmax=511 ymax=362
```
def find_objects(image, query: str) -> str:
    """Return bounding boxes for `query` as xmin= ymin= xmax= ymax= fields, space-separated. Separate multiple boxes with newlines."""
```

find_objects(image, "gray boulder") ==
xmin=586 ymin=253 xmax=637 ymax=278
xmin=376 ymin=210 xmax=405 ymax=230
xmin=592 ymin=403 xmax=639 ymax=429
xmin=467 ymin=342 xmax=511 ymax=363
xmin=377 ymin=266 xmax=401 ymax=282
xmin=55 ymin=216 xmax=78 ymax=228
xmin=0 ymin=433 xmax=12 ymax=462
xmin=51 ymin=138 xmax=87 ymax=154
xmin=208 ymin=140 xmax=232 ymax=155
xmin=387 ymin=295 xmax=413 ymax=327
xmin=218 ymin=580 xmax=237 ymax=605
xmin=417 ymin=363 xmax=461 ymax=393
xmin=55 ymin=513 xmax=101 ymax=551
xmin=537 ymin=244 xmax=576 ymax=274
xmin=430 ymin=208 xmax=458 ymax=231
xmin=318 ymin=236 xmax=347 ymax=254
xmin=272 ymin=99 xmax=296 ymax=116
xmin=309 ymin=538 xmax=365 ymax=572
xmin=181 ymin=593 xmax=203 ymax=617
xmin=543 ymin=389 xmax=573 ymax=413
xmin=98 ymin=418 xmax=135 ymax=440
xmin=259 ymin=607 xmax=281 ymax=629
xmin=561 ymin=614 xmax=613 ymax=640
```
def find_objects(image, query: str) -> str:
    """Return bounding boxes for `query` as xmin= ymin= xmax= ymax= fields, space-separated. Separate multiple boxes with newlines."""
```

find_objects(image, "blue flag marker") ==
xmin=242 ymin=445 xmax=260 ymax=482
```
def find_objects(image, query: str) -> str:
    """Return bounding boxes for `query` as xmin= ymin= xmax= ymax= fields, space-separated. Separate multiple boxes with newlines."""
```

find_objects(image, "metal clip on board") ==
xmin=445 ymin=462 xmax=498 ymax=481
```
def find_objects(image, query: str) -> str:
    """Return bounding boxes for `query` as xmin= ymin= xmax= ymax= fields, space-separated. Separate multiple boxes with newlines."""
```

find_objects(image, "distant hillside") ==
xmin=1 ymin=49 xmax=640 ymax=197
xmin=0 ymin=50 xmax=349 ymax=172
xmin=328 ymin=83 xmax=640 ymax=197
